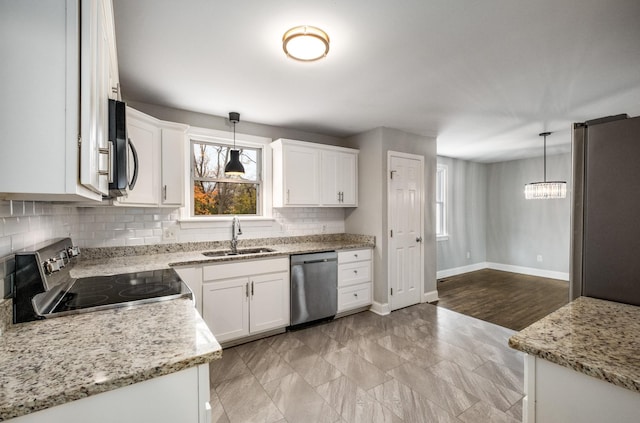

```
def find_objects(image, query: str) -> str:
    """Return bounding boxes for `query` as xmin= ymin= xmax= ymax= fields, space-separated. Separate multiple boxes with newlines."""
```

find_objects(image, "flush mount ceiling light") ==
xmin=524 ymin=132 xmax=567 ymax=199
xmin=282 ymin=25 xmax=329 ymax=62
xmin=224 ymin=112 xmax=245 ymax=176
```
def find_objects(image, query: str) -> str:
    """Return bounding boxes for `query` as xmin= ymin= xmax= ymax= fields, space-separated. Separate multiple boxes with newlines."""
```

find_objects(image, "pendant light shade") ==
xmin=224 ymin=112 xmax=245 ymax=176
xmin=524 ymin=132 xmax=567 ymax=199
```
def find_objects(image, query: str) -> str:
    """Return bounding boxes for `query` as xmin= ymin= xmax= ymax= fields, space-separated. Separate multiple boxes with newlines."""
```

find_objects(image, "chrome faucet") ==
xmin=230 ymin=215 xmax=242 ymax=253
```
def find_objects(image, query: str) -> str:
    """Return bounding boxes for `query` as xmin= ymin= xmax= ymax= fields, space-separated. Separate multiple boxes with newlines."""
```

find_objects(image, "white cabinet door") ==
xmin=249 ymin=271 xmax=290 ymax=334
xmin=337 ymin=152 xmax=357 ymax=206
xmin=283 ymin=144 xmax=320 ymax=206
xmin=202 ymin=278 xmax=249 ymax=343
xmin=117 ymin=111 xmax=161 ymax=206
xmin=79 ymin=0 xmax=115 ymax=196
xmin=321 ymin=150 xmax=358 ymax=206
xmin=161 ymin=127 xmax=186 ymax=206
xmin=11 ymin=365 xmax=207 ymax=423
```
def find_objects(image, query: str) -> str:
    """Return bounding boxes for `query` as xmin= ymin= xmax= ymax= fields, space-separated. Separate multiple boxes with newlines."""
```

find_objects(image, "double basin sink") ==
xmin=202 ymin=247 xmax=276 ymax=257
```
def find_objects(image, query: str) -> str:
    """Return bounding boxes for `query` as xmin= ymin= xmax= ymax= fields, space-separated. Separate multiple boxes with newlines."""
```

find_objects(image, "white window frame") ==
xmin=179 ymin=126 xmax=273 ymax=227
xmin=436 ymin=163 xmax=448 ymax=240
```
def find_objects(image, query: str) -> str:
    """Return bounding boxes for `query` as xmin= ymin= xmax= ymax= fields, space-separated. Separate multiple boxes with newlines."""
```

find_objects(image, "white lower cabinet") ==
xmin=337 ymin=248 xmax=373 ymax=313
xmin=11 ymin=364 xmax=210 ymax=423
xmin=202 ymin=258 xmax=289 ymax=343
xmin=523 ymin=354 xmax=640 ymax=423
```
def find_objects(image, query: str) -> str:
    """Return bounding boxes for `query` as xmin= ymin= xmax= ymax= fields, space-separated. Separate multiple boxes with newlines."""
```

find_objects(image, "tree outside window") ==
xmin=191 ymin=141 xmax=261 ymax=216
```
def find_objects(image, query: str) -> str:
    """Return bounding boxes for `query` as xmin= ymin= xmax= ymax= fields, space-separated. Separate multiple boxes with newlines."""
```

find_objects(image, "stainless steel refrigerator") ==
xmin=570 ymin=114 xmax=640 ymax=306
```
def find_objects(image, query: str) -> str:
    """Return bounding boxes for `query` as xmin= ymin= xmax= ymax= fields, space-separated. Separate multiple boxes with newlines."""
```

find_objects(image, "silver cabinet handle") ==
xmin=337 ymin=192 xmax=340 ymax=202
xmin=98 ymin=141 xmax=113 ymax=182
xmin=251 ymin=281 xmax=254 ymax=297
xmin=163 ymin=185 xmax=167 ymax=201
xmin=287 ymin=189 xmax=290 ymax=203
xmin=245 ymin=282 xmax=249 ymax=298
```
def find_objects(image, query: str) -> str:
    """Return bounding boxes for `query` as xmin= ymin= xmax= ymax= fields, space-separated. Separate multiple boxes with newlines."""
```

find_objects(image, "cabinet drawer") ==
xmin=338 ymin=283 xmax=371 ymax=312
xmin=338 ymin=262 xmax=371 ymax=287
xmin=338 ymin=249 xmax=371 ymax=264
xmin=203 ymin=257 xmax=288 ymax=281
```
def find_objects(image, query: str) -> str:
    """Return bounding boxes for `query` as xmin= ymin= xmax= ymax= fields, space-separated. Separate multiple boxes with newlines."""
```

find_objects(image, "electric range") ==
xmin=12 ymin=238 xmax=192 ymax=323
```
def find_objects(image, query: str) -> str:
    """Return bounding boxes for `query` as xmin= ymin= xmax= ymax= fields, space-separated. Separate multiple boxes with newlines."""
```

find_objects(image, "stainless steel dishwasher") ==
xmin=290 ymin=251 xmax=338 ymax=327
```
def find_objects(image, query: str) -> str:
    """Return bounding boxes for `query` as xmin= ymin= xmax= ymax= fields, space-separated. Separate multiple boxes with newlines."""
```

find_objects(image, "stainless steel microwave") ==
xmin=108 ymin=99 xmax=138 ymax=197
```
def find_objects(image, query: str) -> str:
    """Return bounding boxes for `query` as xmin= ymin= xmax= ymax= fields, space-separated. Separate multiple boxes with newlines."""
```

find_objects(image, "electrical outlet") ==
xmin=537 ymin=254 xmax=543 ymax=262
xmin=163 ymin=227 xmax=177 ymax=241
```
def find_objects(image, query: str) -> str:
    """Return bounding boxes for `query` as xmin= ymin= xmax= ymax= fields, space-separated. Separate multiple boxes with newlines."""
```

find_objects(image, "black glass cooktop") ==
xmin=50 ymin=268 xmax=191 ymax=313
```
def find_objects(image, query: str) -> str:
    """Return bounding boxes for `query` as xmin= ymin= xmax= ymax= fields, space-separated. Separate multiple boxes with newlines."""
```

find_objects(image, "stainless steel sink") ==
xmin=202 ymin=248 xmax=276 ymax=257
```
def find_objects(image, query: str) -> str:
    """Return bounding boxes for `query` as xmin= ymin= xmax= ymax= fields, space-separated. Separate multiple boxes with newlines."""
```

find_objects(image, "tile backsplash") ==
xmin=0 ymin=200 xmax=345 ymax=254
xmin=0 ymin=199 xmax=345 ymax=297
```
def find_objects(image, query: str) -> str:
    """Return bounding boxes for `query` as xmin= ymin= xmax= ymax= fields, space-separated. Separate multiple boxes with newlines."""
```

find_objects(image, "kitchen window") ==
xmin=190 ymin=140 xmax=262 ymax=216
xmin=436 ymin=164 xmax=448 ymax=240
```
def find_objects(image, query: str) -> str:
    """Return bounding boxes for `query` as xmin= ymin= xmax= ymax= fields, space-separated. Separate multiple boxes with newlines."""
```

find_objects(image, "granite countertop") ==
xmin=508 ymin=296 xmax=640 ymax=393
xmin=0 ymin=298 xmax=222 ymax=421
xmin=72 ymin=233 xmax=375 ymax=277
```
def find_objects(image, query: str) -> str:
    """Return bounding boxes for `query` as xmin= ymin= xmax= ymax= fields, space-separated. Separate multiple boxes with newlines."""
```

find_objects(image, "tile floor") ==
xmin=208 ymin=303 xmax=524 ymax=423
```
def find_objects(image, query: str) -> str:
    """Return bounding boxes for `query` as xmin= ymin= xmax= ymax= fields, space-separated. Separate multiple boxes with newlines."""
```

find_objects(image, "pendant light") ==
xmin=524 ymin=132 xmax=567 ymax=199
xmin=224 ymin=112 xmax=245 ymax=176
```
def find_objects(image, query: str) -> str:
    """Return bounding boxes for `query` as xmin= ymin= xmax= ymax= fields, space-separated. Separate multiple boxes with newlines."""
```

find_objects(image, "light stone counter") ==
xmin=72 ymin=233 xmax=375 ymax=277
xmin=0 ymin=298 xmax=221 ymax=421
xmin=508 ymin=296 xmax=640 ymax=393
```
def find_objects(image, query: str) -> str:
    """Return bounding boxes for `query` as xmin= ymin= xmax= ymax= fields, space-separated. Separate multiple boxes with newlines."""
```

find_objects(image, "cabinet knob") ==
xmin=354 ymin=254 xmax=358 ymax=258
xmin=353 ymin=293 xmax=358 ymax=297
xmin=353 ymin=270 xmax=358 ymax=274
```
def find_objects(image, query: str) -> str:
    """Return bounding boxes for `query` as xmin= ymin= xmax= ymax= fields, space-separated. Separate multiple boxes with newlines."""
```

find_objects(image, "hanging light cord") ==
xmin=543 ymin=133 xmax=547 ymax=182
xmin=540 ymin=131 xmax=551 ymax=182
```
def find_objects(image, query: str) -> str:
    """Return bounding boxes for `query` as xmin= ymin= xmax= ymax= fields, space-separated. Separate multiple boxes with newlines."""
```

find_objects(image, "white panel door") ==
xmin=202 ymin=278 xmax=249 ymax=343
xmin=249 ymin=271 xmax=290 ymax=334
xmin=388 ymin=153 xmax=424 ymax=310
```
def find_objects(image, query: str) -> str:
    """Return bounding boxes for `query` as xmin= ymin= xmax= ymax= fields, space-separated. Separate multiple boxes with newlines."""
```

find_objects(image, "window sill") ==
xmin=178 ymin=216 xmax=276 ymax=230
xmin=437 ymin=235 xmax=449 ymax=242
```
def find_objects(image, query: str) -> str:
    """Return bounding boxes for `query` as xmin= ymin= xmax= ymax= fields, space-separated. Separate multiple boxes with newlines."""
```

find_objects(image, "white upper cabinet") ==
xmin=321 ymin=149 xmax=358 ymax=207
xmin=161 ymin=127 xmax=186 ymax=206
xmin=271 ymin=139 xmax=358 ymax=208
xmin=0 ymin=0 xmax=119 ymax=201
xmin=114 ymin=108 xmax=187 ymax=207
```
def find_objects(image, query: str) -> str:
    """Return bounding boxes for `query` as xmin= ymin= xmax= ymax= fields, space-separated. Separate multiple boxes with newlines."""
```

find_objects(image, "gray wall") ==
xmin=486 ymin=153 xmax=571 ymax=273
xmin=127 ymin=101 xmax=344 ymax=147
xmin=436 ymin=156 xmax=487 ymax=271
xmin=345 ymin=127 xmax=437 ymax=304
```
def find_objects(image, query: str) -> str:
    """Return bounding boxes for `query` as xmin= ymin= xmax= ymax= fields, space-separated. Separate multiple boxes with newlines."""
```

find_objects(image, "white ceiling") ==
xmin=112 ymin=0 xmax=640 ymax=163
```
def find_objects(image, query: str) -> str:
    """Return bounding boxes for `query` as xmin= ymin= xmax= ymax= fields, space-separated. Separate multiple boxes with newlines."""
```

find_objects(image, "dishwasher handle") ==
xmin=302 ymin=258 xmax=337 ymax=264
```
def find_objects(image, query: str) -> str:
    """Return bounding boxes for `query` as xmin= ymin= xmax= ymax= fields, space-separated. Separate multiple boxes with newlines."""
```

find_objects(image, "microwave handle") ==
xmin=128 ymin=138 xmax=139 ymax=190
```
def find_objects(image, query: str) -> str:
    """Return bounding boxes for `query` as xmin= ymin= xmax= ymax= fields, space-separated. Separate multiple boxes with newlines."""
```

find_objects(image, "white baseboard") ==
xmin=422 ymin=290 xmax=439 ymax=303
xmin=437 ymin=262 xmax=488 ymax=279
xmin=486 ymin=262 xmax=569 ymax=281
xmin=370 ymin=301 xmax=391 ymax=316
xmin=437 ymin=262 xmax=569 ymax=281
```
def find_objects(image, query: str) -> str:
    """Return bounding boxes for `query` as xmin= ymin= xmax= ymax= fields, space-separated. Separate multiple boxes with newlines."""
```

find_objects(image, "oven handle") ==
xmin=128 ymin=138 xmax=139 ymax=190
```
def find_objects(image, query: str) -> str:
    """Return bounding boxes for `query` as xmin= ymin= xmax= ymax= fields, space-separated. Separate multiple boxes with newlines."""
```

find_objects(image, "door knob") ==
xmin=416 ymin=237 xmax=423 ymax=243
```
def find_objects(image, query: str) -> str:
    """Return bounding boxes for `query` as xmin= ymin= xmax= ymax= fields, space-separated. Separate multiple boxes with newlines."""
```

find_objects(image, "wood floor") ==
xmin=436 ymin=269 xmax=569 ymax=331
